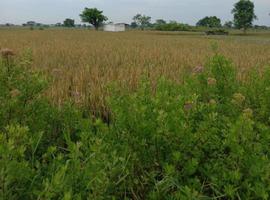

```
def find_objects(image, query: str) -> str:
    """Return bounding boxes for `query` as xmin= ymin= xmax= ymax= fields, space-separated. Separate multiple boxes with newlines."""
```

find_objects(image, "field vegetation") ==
xmin=0 ymin=29 xmax=270 ymax=117
xmin=1 ymin=29 xmax=270 ymax=199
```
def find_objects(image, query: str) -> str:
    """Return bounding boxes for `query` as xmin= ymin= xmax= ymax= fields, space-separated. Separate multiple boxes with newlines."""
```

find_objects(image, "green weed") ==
xmin=0 ymin=52 xmax=270 ymax=199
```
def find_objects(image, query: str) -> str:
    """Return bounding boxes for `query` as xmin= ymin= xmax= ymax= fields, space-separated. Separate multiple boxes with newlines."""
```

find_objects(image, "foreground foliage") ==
xmin=0 ymin=52 xmax=270 ymax=199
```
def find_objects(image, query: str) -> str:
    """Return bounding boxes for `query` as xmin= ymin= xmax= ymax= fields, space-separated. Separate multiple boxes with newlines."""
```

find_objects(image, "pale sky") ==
xmin=0 ymin=0 xmax=269 ymax=25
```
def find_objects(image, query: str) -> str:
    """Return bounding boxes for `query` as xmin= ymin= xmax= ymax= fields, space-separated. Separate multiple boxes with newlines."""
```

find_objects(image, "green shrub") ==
xmin=108 ymin=54 xmax=270 ymax=199
xmin=0 ymin=51 xmax=270 ymax=199
xmin=155 ymin=22 xmax=190 ymax=31
xmin=205 ymin=29 xmax=229 ymax=35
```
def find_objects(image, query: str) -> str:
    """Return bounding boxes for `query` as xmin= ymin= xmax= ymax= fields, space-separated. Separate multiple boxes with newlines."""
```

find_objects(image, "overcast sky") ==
xmin=0 ymin=0 xmax=269 ymax=25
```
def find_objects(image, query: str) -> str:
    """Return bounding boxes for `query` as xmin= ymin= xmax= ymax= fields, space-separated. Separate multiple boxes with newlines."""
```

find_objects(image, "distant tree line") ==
xmin=154 ymin=20 xmax=190 ymax=31
xmin=3 ymin=0 xmax=268 ymax=33
xmin=76 ymin=0 xmax=261 ymax=33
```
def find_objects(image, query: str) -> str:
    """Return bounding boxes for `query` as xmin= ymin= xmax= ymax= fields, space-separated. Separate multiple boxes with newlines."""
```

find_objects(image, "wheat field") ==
xmin=1 ymin=29 xmax=270 ymax=116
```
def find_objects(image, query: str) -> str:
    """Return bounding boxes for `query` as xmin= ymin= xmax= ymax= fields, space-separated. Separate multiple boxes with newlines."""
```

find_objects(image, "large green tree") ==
xmin=196 ymin=16 xmax=222 ymax=28
xmin=133 ymin=14 xmax=151 ymax=30
xmin=80 ymin=8 xmax=108 ymax=30
xmin=63 ymin=18 xmax=75 ymax=27
xmin=232 ymin=0 xmax=257 ymax=32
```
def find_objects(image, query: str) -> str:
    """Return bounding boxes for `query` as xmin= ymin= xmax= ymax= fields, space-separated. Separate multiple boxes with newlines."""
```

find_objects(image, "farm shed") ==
xmin=103 ymin=23 xmax=127 ymax=32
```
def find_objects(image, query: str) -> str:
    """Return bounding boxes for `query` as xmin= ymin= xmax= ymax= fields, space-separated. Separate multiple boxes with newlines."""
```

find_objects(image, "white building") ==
xmin=103 ymin=23 xmax=126 ymax=32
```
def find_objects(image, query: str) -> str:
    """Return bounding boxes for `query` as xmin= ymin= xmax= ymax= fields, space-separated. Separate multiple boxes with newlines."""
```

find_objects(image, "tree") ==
xmin=196 ymin=16 xmax=222 ymax=28
xmin=130 ymin=22 xmax=138 ymax=29
xmin=232 ymin=0 xmax=257 ymax=33
xmin=224 ymin=21 xmax=233 ymax=28
xmin=155 ymin=19 xmax=167 ymax=25
xmin=80 ymin=8 xmax=108 ymax=30
xmin=55 ymin=23 xmax=62 ymax=27
xmin=133 ymin=14 xmax=151 ymax=30
xmin=63 ymin=18 xmax=75 ymax=27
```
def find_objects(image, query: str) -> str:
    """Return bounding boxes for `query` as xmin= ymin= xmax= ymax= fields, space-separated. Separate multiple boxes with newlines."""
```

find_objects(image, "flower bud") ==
xmin=207 ymin=77 xmax=217 ymax=86
xmin=232 ymin=93 xmax=245 ymax=105
xmin=243 ymin=108 xmax=253 ymax=118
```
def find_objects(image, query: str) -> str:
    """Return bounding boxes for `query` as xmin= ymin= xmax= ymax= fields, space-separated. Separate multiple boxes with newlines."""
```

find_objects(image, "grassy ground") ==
xmin=0 ymin=29 xmax=269 ymax=116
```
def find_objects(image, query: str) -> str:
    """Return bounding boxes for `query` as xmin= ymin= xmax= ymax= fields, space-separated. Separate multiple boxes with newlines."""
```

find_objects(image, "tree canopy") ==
xmin=80 ymin=8 xmax=108 ymax=30
xmin=196 ymin=16 xmax=222 ymax=28
xmin=155 ymin=19 xmax=167 ymax=26
xmin=63 ymin=18 xmax=75 ymax=27
xmin=133 ymin=14 xmax=151 ymax=30
xmin=232 ymin=0 xmax=257 ymax=32
xmin=130 ymin=22 xmax=138 ymax=28
xmin=224 ymin=21 xmax=234 ymax=28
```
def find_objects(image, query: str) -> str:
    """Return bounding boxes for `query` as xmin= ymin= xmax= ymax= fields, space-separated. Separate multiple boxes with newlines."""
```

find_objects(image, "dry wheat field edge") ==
xmin=1 ymin=29 xmax=270 ymax=117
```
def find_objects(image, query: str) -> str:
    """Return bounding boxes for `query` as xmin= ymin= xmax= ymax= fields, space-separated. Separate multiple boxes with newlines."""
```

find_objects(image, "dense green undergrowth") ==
xmin=1 ymin=51 xmax=270 ymax=200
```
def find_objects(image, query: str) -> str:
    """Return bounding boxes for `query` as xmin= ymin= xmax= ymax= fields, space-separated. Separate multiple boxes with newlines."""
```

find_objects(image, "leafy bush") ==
xmin=108 ymin=54 xmax=270 ymax=199
xmin=155 ymin=22 xmax=190 ymax=31
xmin=0 ymin=51 xmax=270 ymax=199
xmin=205 ymin=29 xmax=229 ymax=35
